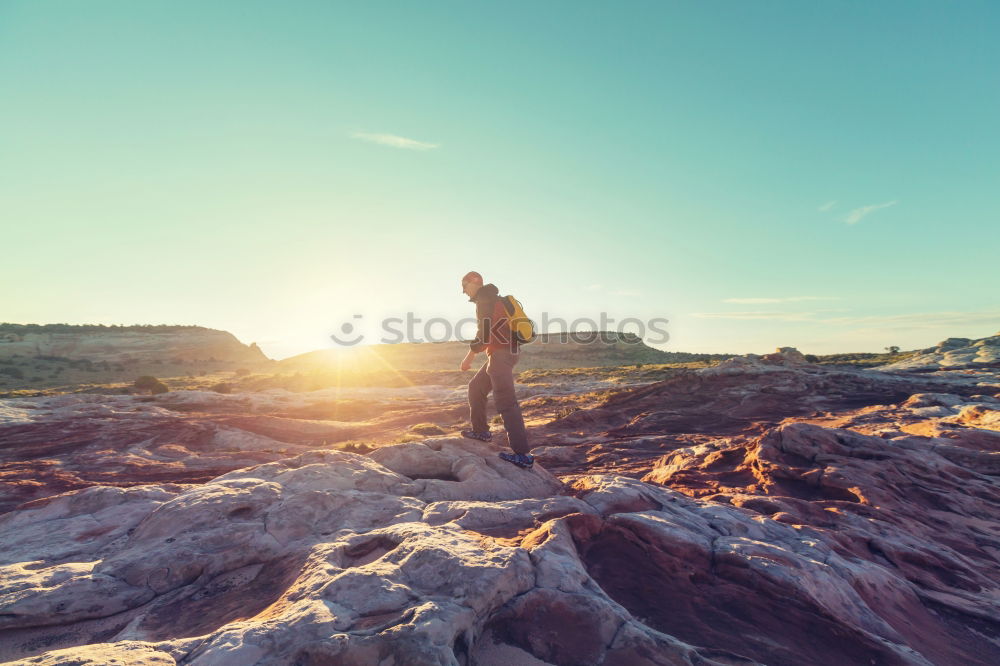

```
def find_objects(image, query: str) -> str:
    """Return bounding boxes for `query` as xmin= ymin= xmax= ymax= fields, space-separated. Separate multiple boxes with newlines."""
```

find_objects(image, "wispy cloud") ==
xmin=820 ymin=310 xmax=1000 ymax=329
xmin=723 ymin=296 xmax=841 ymax=304
xmin=817 ymin=200 xmax=837 ymax=212
xmin=351 ymin=132 xmax=439 ymax=150
xmin=691 ymin=308 xmax=1000 ymax=330
xmin=585 ymin=284 xmax=640 ymax=297
xmin=844 ymin=200 xmax=897 ymax=225
xmin=692 ymin=311 xmax=820 ymax=321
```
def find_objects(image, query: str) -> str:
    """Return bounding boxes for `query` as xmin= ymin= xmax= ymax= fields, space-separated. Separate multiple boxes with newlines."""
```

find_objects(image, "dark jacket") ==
xmin=469 ymin=283 xmax=518 ymax=354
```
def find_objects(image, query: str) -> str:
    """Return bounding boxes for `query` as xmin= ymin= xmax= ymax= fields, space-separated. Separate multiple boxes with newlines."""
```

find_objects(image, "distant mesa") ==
xmin=279 ymin=331 xmax=731 ymax=373
xmin=0 ymin=323 xmax=270 ymax=365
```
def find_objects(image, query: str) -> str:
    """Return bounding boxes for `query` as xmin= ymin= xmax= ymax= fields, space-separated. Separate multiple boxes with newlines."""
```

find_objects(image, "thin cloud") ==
xmin=692 ymin=311 xmax=819 ymax=321
xmin=818 ymin=200 xmax=837 ymax=212
xmin=691 ymin=308 xmax=1000 ymax=330
xmin=844 ymin=200 xmax=897 ymax=225
xmin=351 ymin=132 xmax=439 ymax=151
xmin=586 ymin=284 xmax=640 ymax=297
xmin=723 ymin=296 xmax=842 ymax=304
xmin=821 ymin=310 xmax=1000 ymax=329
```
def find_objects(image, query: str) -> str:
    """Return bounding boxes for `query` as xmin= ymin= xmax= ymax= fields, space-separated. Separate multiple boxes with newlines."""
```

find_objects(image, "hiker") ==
xmin=459 ymin=271 xmax=534 ymax=469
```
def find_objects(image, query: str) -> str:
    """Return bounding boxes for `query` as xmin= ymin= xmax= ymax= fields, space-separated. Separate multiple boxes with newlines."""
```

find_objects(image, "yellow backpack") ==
xmin=502 ymin=295 xmax=536 ymax=344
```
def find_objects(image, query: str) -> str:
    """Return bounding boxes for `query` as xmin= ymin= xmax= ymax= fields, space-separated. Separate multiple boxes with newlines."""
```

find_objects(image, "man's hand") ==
xmin=460 ymin=350 xmax=476 ymax=371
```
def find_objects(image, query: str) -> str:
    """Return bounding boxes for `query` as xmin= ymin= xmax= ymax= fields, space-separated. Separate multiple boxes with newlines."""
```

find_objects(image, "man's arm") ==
xmin=462 ymin=299 xmax=488 ymax=370
xmin=469 ymin=297 xmax=490 ymax=353
xmin=460 ymin=348 xmax=477 ymax=371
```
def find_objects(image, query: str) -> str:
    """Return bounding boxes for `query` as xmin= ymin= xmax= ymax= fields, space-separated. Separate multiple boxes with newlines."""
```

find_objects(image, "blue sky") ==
xmin=2 ymin=1 xmax=998 ymax=359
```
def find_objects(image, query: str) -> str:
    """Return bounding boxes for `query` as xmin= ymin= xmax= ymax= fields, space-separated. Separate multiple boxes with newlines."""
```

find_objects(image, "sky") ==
xmin=2 ymin=1 xmax=998 ymax=360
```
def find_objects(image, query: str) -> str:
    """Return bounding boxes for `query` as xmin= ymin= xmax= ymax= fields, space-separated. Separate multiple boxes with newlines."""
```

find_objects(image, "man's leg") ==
xmin=468 ymin=360 xmax=492 ymax=433
xmin=487 ymin=349 xmax=530 ymax=454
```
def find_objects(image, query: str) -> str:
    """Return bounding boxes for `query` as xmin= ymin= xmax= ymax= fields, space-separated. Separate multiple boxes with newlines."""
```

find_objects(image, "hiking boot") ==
xmin=461 ymin=430 xmax=493 ymax=442
xmin=499 ymin=452 xmax=535 ymax=469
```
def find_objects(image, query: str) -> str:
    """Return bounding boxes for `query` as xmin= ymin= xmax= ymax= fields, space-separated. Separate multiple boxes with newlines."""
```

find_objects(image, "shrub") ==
xmin=134 ymin=376 xmax=169 ymax=394
xmin=804 ymin=354 xmax=819 ymax=363
xmin=0 ymin=367 xmax=24 ymax=379
xmin=409 ymin=423 xmax=446 ymax=436
xmin=134 ymin=375 xmax=162 ymax=390
xmin=211 ymin=382 xmax=233 ymax=394
xmin=338 ymin=441 xmax=373 ymax=454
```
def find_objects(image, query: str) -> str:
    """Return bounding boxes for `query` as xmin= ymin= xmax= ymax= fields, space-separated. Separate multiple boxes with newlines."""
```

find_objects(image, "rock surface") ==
xmin=533 ymin=350 xmax=996 ymax=480
xmin=1 ymin=440 xmax=717 ymax=665
xmin=0 ymin=388 xmax=469 ymax=515
xmin=878 ymin=332 xmax=1000 ymax=372
xmin=1 ymin=349 xmax=999 ymax=664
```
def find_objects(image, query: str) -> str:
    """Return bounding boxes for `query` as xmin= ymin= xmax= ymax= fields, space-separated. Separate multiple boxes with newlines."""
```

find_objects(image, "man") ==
xmin=459 ymin=271 xmax=535 ymax=469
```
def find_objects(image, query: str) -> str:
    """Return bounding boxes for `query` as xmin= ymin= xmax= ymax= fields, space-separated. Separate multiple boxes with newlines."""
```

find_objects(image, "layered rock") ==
xmin=1 ymin=439 xmax=723 ymax=665
xmin=2 ymin=347 xmax=1000 ymax=664
xmin=544 ymin=350 xmax=990 ymax=443
xmin=877 ymin=332 xmax=1000 ymax=372
xmin=0 ymin=325 xmax=268 ymax=365
xmin=2 ymin=406 xmax=999 ymax=665
xmin=0 ymin=387 xmax=478 ymax=515
xmin=278 ymin=332 xmax=723 ymax=373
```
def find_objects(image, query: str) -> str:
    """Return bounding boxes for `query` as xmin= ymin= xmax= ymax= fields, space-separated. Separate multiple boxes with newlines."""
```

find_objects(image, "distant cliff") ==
xmin=0 ymin=324 xmax=270 ymax=365
xmin=278 ymin=331 xmax=732 ymax=372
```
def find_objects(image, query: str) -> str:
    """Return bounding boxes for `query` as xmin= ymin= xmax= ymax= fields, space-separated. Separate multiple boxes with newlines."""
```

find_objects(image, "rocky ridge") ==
xmin=876 ymin=332 xmax=1000 ymax=373
xmin=0 ymin=348 xmax=998 ymax=664
xmin=0 ymin=326 xmax=268 ymax=365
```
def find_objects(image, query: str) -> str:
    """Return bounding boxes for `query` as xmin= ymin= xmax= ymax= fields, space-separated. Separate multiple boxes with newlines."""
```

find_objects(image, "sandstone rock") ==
xmin=944 ymin=402 xmax=1000 ymax=430
xmin=369 ymin=437 xmax=564 ymax=502
xmin=0 ymin=441 xmax=748 ymax=666
xmin=901 ymin=392 xmax=966 ymax=409
xmin=0 ymin=394 xmax=308 ymax=514
xmin=878 ymin=333 xmax=1000 ymax=372
xmin=549 ymin=358 xmax=987 ymax=440
xmin=3 ymin=339 xmax=1000 ymax=665
xmin=10 ymin=642 xmax=176 ymax=665
xmin=0 ymin=326 xmax=268 ymax=365
xmin=0 ymin=389 xmax=465 ymax=515
xmin=529 ymin=444 xmax=587 ymax=464
xmin=641 ymin=421 xmax=1000 ymax=664
xmin=762 ymin=346 xmax=808 ymax=365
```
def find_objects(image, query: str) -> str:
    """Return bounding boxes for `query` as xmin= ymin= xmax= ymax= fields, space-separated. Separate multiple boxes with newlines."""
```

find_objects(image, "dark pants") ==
xmin=468 ymin=348 xmax=529 ymax=454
